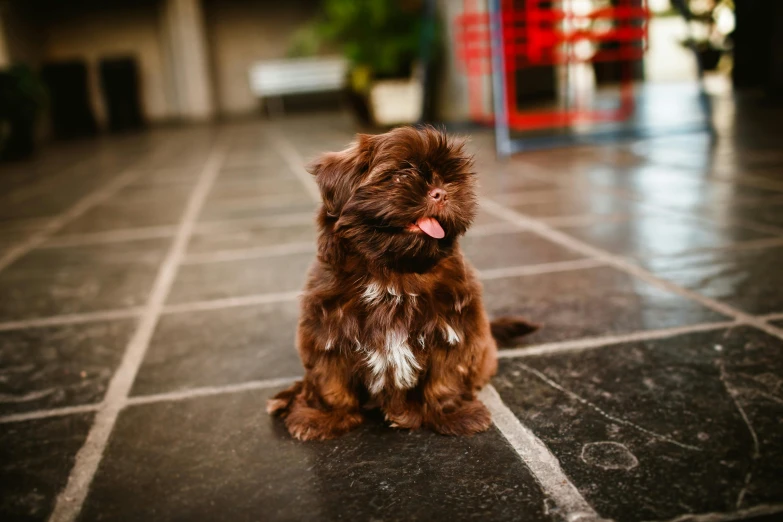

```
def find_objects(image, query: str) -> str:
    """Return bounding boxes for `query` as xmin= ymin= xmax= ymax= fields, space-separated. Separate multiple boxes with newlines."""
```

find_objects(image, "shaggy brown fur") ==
xmin=267 ymin=126 xmax=536 ymax=440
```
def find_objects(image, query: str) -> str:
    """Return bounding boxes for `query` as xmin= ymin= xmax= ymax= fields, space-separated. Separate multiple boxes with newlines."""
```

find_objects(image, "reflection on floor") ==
xmin=1 ymin=96 xmax=783 ymax=522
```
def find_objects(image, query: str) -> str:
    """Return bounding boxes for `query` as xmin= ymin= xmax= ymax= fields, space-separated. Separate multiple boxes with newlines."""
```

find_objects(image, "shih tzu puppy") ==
xmin=267 ymin=125 xmax=536 ymax=440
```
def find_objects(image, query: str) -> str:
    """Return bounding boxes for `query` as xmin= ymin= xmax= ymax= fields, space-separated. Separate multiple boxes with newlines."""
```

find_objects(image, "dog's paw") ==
xmin=285 ymin=407 xmax=363 ymax=441
xmin=385 ymin=407 xmax=423 ymax=430
xmin=286 ymin=421 xmax=332 ymax=441
xmin=427 ymin=400 xmax=492 ymax=436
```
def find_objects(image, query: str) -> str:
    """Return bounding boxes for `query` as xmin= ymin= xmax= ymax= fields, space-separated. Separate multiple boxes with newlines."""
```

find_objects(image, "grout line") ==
xmin=161 ymin=291 xmax=302 ymax=315
xmin=37 ymin=212 xmax=318 ymax=250
xmin=181 ymin=220 xmax=569 ymax=266
xmin=204 ymin=194 xmax=312 ymax=210
xmin=497 ymin=320 xmax=741 ymax=359
xmin=2 ymin=159 xmax=779 ymax=336
xmin=220 ymin=160 xmax=288 ymax=170
xmin=164 ymin=258 xmax=611 ymax=314
xmin=3 ymin=156 xmax=97 ymax=202
xmin=645 ymin=503 xmax=783 ymax=522
xmin=515 ymin=162 xmax=783 ymax=238
xmin=479 ymin=258 xmax=606 ymax=281
xmin=480 ymin=199 xmax=783 ymax=342
xmin=0 ymin=138 xmax=190 ymax=273
xmin=264 ymin=127 xmax=322 ymax=204
xmin=0 ymin=377 xmax=300 ymax=426
xmin=633 ymin=200 xmax=783 ymax=238
xmin=478 ymin=385 xmax=607 ymax=522
xmin=125 ymin=377 xmax=300 ymax=407
xmin=0 ymin=216 xmax=50 ymax=231
xmin=0 ymin=404 xmax=101 ymax=425
xmin=48 ymin=145 xmax=227 ymax=522
xmin=634 ymin=235 xmax=783 ymax=259
xmin=505 ymin=195 xmax=783 ymax=257
xmin=466 ymin=221 xmax=521 ymax=237
xmin=0 ymin=168 xmax=143 ymax=274
xmin=196 ymin=128 xmax=704 ymax=519
xmin=0 ymin=255 xmax=605 ymax=332
xmin=487 ymin=188 xmax=567 ymax=205
xmin=0 ymin=322 xmax=748 ymax=424
xmin=0 ymin=257 xmax=618 ymax=332
xmin=0 ymin=309 xmax=142 ymax=333
xmin=0 ymin=141 xmax=192 ymax=261
xmin=4 ymin=133 xmax=780 ymax=522
xmin=0 ymin=320 xmax=758 ymax=426
xmin=182 ymin=220 xmax=550 ymax=266
xmin=0 ymin=321 xmax=743 ymax=424
xmin=0 ymin=257 xmax=770 ymax=332
xmin=195 ymin=212 xmax=316 ymax=230
xmin=537 ymin=212 xmax=632 ymax=228
xmin=0 ymin=145 xmax=189 ymax=203
xmin=182 ymin=242 xmax=316 ymax=265
xmin=729 ymin=176 xmax=783 ymax=194
xmin=41 ymin=226 xmax=177 ymax=249
xmin=132 ymin=165 xmax=200 ymax=177
xmin=0 ymin=321 xmax=752 ymax=426
xmin=689 ymin=235 xmax=783 ymax=253
xmin=760 ymin=312 xmax=783 ymax=322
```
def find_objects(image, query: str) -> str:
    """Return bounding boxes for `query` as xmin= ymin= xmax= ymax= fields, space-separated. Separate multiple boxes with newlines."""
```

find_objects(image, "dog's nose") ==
xmin=428 ymin=187 xmax=447 ymax=202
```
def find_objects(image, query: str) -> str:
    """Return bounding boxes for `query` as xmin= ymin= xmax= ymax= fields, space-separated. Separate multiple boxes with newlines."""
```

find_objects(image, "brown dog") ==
xmin=267 ymin=126 xmax=536 ymax=440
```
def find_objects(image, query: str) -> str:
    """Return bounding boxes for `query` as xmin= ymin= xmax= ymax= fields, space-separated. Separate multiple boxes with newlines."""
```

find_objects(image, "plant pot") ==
xmin=368 ymin=78 xmax=423 ymax=127
xmin=0 ymin=66 xmax=47 ymax=162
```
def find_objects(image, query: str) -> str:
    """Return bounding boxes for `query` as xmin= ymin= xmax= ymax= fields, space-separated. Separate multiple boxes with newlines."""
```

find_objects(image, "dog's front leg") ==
xmin=382 ymin=388 xmax=424 ymax=430
xmin=420 ymin=346 xmax=492 ymax=436
xmin=268 ymin=334 xmax=363 ymax=441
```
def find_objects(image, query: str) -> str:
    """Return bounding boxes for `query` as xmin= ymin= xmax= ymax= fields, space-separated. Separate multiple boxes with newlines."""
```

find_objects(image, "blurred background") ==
xmin=3 ymin=3 xmax=783 ymax=521
xmin=0 ymin=0 xmax=780 ymax=159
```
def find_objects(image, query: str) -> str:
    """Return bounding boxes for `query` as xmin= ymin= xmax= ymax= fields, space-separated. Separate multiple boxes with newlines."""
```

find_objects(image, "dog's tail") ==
xmin=490 ymin=316 xmax=540 ymax=346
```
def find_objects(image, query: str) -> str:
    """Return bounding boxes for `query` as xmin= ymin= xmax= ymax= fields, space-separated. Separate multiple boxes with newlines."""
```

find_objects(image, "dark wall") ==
xmin=732 ymin=0 xmax=783 ymax=95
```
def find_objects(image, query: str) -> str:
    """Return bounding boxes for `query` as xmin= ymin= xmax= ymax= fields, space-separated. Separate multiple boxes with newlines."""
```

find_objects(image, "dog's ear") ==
xmin=307 ymin=134 xmax=375 ymax=215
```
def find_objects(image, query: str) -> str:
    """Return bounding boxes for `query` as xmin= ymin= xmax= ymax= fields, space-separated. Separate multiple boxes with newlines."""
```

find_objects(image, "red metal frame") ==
xmin=454 ymin=0 xmax=651 ymax=131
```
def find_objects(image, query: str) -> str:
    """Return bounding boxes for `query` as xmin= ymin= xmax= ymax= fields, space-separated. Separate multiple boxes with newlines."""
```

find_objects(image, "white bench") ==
xmin=248 ymin=56 xmax=348 ymax=115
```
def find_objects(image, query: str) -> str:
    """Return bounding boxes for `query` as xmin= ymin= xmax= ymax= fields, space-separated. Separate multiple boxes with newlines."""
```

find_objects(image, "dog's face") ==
xmin=308 ymin=126 xmax=477 ymax=272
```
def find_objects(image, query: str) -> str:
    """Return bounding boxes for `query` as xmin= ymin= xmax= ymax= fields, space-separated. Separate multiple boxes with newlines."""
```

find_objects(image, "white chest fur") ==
xmin=356 ymin=280 xmax=462 ymax=395
xmin=360 ymin=329 xmax=422 ymax=395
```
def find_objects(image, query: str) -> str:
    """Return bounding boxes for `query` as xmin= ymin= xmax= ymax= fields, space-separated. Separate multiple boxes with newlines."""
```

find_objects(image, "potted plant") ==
xmin=676 ymin=0 xmax=734 ymax=73
xmin=0 ymin=64 xmax=48 ymax=161
xmin=316 ymin=0 xmax=438 ymax=127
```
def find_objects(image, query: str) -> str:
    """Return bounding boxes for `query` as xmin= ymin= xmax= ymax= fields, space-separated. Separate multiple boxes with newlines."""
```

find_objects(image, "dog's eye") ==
xmin=394 ymin=174 xmax=409 ymax=183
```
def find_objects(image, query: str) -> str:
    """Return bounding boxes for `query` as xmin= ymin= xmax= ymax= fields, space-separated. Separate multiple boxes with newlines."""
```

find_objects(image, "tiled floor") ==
xmin=2 ymin=97 xmax=783 ymax=522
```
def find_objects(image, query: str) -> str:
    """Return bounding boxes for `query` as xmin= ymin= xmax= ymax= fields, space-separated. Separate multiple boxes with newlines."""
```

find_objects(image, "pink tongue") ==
xmin=416 ymin=217 xmax=445 ymax=239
